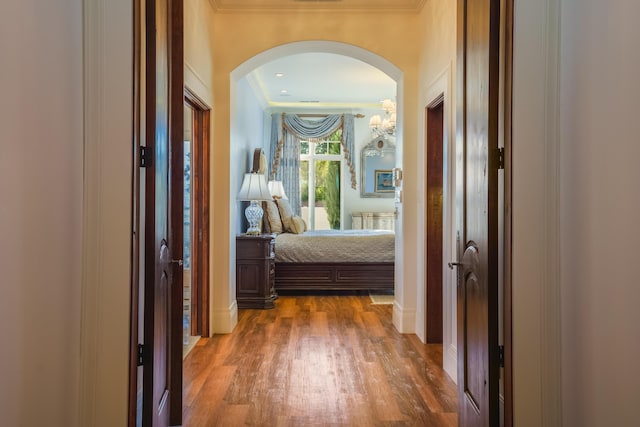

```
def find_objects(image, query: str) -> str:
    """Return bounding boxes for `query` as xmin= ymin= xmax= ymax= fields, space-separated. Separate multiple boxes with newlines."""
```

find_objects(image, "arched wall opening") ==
xmin=222 ymin=40 xmax=406 ymax=333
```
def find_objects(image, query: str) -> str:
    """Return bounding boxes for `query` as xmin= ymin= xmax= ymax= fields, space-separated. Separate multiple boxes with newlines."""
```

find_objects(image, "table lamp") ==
xmin=268 ymin=180 xmax=288 ymax=200
xmin=237 ymin=173 xmax=272 ymax=235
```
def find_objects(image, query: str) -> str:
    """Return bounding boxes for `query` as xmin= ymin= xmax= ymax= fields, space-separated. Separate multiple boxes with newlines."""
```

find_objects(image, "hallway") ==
xmin=182 ymin=293 xmax=457 ymax=426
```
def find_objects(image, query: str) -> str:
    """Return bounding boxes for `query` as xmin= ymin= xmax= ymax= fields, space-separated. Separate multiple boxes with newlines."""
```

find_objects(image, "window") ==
xmin=300 ymin=130 xmax=343 ymax=230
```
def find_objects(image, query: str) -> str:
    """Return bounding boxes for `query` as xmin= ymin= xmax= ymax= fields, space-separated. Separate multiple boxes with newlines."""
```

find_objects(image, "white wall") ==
xmin=0 ymin=1 xmax=83 ymax=426
xmin=559 ymin=1 xmax=640 ymax=425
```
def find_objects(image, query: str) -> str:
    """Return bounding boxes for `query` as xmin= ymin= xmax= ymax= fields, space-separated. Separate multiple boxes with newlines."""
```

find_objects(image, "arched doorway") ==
xmin=227 ymin=40 xmax=406 ymax=328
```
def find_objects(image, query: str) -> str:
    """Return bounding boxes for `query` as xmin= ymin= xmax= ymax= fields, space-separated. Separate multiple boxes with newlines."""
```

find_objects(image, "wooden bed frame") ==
xmin=275 ymin=262 xmax=394 ymax=291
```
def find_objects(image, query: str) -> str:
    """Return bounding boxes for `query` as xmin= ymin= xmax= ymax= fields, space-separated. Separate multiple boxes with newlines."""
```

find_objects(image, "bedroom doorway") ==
xmin=183 ymin=88 xmax=211 ymax=348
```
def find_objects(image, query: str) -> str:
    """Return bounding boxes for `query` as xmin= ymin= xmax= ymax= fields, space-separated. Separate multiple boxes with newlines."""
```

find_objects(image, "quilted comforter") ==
xmin=274 ymin=230 xmax=395 ymax=263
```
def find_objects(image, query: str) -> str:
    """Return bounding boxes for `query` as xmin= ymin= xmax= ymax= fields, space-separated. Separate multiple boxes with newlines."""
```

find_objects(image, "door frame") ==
xmin=128 ymin=0 xmax=143 ymax=424
xmin=502 ymin=0 xmax=514 ymax=424
xmin=128 ymin=0 xmax=184 ymax=425
xmin=422 ymin=63 xmax=457 ymax=382
xmin=184 ymin=87 xmax=211 ymax=337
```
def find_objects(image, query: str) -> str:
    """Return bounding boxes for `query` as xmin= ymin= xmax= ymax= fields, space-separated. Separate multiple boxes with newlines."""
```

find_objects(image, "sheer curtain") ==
xmin=269 ymin=113 xmax=357 ymax=215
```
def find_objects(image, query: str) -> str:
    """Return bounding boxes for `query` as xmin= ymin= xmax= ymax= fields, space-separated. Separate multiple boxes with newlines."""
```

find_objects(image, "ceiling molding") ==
xmin=268 ymin=101 xmax=382 ymax=110
xmin=209 ymin=0 xmax=426 ymax=13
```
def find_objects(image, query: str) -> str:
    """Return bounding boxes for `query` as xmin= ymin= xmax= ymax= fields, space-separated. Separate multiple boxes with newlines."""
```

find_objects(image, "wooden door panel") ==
xmin=426 ymin=102 xmax=444 ymax=343
xmin=154 ymin=241 xmax=171 ymax=424
xmin=456 ymin=0 xmax=500 ymax=426
xmin=141 ymin=0 xmax=183 ymax=427
xmin=460 ymin=244 xmax=487 ymax=415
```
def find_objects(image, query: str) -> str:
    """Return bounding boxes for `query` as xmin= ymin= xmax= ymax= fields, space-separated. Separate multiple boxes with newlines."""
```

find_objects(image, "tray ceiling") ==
xmin=246 ymin=52 xmax=396 ymax=109
xmin=210 ymin=0 xmax=426 ymax=12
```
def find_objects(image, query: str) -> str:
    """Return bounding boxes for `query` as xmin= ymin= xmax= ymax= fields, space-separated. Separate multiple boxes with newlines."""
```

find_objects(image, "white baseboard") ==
xmin=392 ymin=301 xmax=416 ymax=334
xmin=211 ymin=300 xmax=238 ymax=334
xmin=443 ymin=343 xmax=457 ymax=383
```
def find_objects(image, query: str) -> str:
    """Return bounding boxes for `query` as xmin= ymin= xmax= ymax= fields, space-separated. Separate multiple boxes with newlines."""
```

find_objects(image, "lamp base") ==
xmin=244 ymin=200 xmax=263 ymax=235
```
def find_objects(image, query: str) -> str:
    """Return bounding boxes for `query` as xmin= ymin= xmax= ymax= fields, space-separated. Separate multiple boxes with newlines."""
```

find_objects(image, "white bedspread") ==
xmin=274 ymin=229 xmax=395 ymax=263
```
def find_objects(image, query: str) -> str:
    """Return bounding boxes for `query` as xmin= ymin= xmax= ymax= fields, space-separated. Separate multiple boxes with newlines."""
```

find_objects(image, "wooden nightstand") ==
xmin=236 ymin=234 xmax=276 ymax=309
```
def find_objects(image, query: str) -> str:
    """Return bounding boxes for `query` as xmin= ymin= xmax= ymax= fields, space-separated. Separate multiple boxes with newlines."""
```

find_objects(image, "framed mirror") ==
xmin=360 ymin=136 xmax=396 ymax=198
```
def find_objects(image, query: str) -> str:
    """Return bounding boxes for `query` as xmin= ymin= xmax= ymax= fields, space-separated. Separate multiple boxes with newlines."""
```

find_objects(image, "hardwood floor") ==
xmin=183 ymin=292 xmax=458 ymax=426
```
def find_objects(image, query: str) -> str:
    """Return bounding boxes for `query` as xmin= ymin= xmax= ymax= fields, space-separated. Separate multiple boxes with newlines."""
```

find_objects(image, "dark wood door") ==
xmin=143 ymin=0 xmax=183 ymax=425
xmin=426 ymin=100 xmax=444 ymax=344
xmin=456 ymin=0 xmax=501 ymax=426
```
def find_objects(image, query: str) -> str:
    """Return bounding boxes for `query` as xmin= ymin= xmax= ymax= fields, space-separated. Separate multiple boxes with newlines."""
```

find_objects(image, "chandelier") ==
xmin=369 ymin=99 xmax=396 ymax=137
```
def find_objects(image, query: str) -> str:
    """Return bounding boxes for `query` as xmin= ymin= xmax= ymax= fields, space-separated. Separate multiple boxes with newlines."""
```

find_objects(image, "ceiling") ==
xmin=246 ymin=52 xmax=397 ymax=110
xmin=210 ymin=0 xmax=426 ymax=13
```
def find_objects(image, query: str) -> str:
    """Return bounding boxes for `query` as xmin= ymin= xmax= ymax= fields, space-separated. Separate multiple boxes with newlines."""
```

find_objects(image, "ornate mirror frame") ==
xmin=360 ymin=136 xmax=396 ymax=198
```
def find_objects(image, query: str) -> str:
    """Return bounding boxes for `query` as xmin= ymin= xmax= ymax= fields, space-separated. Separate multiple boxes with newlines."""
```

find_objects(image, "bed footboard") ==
xmin=274 ymin=262 xmax=394 ymax=291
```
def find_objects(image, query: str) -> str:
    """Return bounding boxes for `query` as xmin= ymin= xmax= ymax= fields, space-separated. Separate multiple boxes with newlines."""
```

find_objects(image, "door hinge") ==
xmin=497 ymin=147 xmax=505 ymax=170
xmin=139 ymin=146 xmax=152 ymax=168
xmin=498 ymin=345 xmax=505 ymax=367
xmin=137 ymin=343 xmax=145 ymax=366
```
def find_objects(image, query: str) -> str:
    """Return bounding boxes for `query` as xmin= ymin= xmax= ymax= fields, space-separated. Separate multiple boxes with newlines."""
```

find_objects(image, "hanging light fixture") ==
xmin=369 ymin=98 xmax=397 ymax=137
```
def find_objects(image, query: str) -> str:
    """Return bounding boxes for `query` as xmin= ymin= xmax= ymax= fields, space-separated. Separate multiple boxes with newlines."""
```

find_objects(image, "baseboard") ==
xmin=443 ymin=343 xmax=457 ymax=383
xmin=211 ymin=300 xmax=238 ymax=334
xmin=392 ymin=300 xmax=416 ymax=334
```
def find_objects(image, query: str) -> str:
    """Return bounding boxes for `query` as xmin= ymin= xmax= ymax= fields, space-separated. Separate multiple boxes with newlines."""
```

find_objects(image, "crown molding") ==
xmin=268 ymin=101 xmax=382 ymax=110
xmin=244 ymin=72 xmax=270 ymax=110
xmin=209 ymin=0 xmax=426 ymax=14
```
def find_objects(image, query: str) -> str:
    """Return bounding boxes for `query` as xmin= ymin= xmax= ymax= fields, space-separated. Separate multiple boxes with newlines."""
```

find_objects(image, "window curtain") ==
xmin=269 ymin=113 xmax=357 ymax=215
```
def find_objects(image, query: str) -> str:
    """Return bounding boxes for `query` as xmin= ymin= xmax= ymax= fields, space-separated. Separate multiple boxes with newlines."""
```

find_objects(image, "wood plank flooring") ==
xmin=183 ymin=292 xmax=457 ymax=426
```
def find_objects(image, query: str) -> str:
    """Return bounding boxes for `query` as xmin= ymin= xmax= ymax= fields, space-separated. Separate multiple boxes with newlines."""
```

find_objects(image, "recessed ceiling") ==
xmin=210 ymin=0 xmax=426 ymax=12
xmin=247 ymin=52 xmax=396 ymax=110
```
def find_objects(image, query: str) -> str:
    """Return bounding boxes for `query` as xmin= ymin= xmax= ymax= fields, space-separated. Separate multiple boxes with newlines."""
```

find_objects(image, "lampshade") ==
xmin=268 ymin=180 xmax=288 ymax=200
xmin=382 ymin=98 xmax=396 ymax=114
xmin=389 ymin=112 xmax=397 ymax=127
xmin=237 ymin=173 xmax=272 ymax=201
xmin=369 ymin=115 xmax=382 ymax=128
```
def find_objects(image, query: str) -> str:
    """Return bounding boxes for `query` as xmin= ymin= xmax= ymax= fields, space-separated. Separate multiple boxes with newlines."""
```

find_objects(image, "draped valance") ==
xmin=269 ymin=113 xmax=357 ymax=215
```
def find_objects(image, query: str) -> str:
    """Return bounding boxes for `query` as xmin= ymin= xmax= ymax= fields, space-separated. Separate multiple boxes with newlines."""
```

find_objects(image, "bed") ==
xmin=273 ymin=229 xmax=395 ymax=291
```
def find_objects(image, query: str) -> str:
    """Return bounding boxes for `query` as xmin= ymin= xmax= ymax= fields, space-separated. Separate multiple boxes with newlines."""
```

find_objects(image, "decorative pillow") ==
xmin=289 ymin=215 xmax=307 ymax=234
xmin=263 ymin=200 xmax=282 ymax=233
xmin=276 ymin=198 xmax=294 ymax=232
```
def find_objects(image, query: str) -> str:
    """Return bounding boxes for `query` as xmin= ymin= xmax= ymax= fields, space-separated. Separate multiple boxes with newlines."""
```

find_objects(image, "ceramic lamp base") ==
xmin=244 ymin=200 xmax=263 ymax=235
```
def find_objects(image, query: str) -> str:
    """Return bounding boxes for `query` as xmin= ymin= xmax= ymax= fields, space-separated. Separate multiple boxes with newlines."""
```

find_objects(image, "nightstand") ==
xmin=236 ymin=234 xmax=276 ymax=309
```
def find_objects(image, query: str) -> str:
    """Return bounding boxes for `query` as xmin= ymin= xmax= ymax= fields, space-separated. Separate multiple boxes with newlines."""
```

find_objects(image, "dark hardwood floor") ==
xmin=183 ymin=292 xmax=457 ymax=426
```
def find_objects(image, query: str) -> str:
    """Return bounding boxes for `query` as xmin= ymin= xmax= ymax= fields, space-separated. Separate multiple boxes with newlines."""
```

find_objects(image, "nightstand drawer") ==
xmin=236 ymin=234 xmax=275 ymax=259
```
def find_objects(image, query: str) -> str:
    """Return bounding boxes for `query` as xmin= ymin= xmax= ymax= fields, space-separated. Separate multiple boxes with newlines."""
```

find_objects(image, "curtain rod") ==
xmin=295 ymin=113 xmax=365 ymax=118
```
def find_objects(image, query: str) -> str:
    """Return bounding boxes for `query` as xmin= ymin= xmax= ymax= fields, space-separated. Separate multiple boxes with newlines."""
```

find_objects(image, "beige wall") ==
xmin=1 ymin=1 xmax=83 ymax=426
xmin=559 ymin=1 xmax=640 ymax=425
xmin=184 ymin=0 xmax=221 ymax=332
xmin=210 ymin=10 xmax=422 ymax=333
xmin=416 ymin=0 xmax=458 ymax=380
xmin=185 ymin=0 xmax=216 ymax=107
